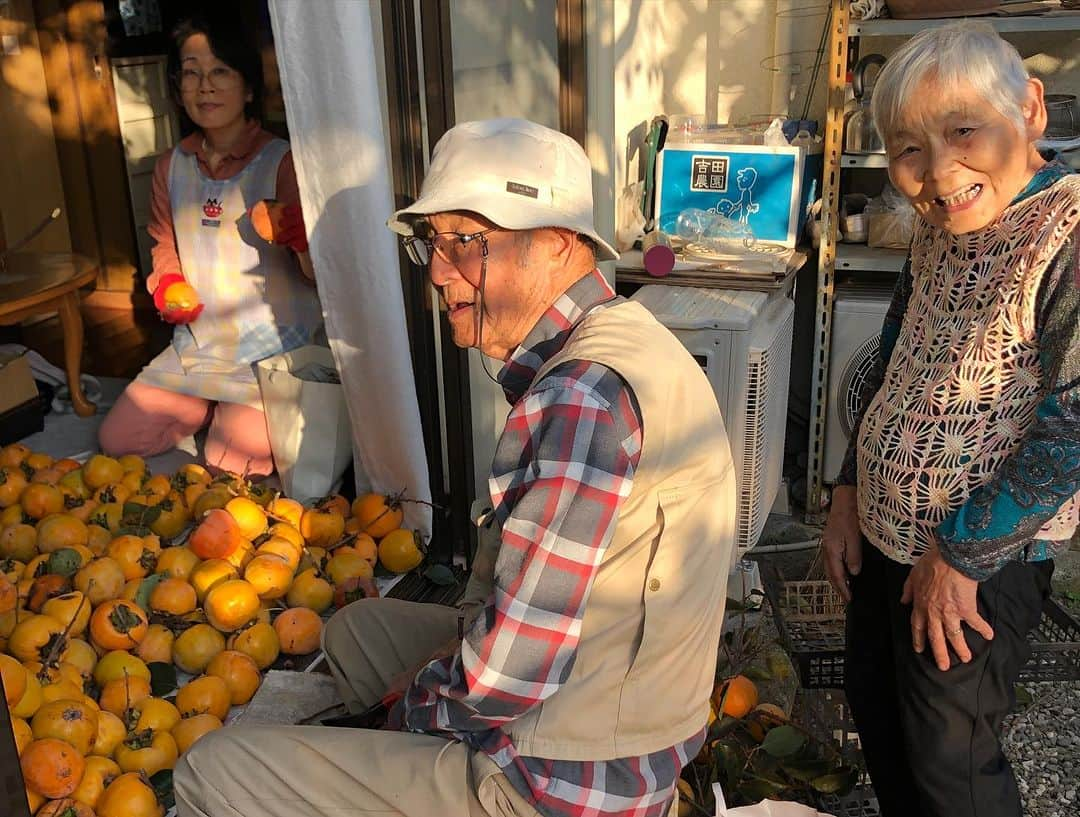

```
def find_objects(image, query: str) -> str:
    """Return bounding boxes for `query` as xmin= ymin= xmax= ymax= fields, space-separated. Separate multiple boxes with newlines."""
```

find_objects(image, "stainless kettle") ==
xmin=844 ymin=54 xmax=887 ymax=154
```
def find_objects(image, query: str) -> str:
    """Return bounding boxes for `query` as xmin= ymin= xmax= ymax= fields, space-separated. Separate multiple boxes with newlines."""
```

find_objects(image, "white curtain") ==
xmin=268 ymin=0 xmax=432 ymax=536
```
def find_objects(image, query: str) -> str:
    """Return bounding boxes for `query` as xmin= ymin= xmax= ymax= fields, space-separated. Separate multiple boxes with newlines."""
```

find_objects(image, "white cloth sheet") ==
xmin=268 ymin=0 xmax=432 ymax=536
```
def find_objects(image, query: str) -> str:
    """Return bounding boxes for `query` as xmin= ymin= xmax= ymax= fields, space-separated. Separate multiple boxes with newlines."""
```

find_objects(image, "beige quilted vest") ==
xmin=461 ymin=300 xmax=736 ymax=760
xmin=858 ymin=176 xmax=1080 ymax=563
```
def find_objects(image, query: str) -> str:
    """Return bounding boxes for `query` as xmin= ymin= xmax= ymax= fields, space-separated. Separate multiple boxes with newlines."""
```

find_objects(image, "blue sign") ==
xmin=656 ymin=144 xmax=822 ymax=248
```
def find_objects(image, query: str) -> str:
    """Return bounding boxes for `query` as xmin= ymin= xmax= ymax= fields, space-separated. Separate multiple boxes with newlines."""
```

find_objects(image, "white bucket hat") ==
xmin=387 ymin=118 xmax=618 ymax=261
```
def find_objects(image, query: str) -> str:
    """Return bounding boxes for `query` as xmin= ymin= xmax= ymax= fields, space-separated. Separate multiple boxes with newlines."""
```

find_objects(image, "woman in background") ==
xmin=98 ymin=11 xmax=321 ymax=477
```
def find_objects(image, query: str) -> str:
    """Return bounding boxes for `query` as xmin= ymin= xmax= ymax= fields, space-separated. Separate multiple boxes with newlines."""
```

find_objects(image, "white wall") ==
xmin=450 ymin=0 xmax=560 ymax=128
xmin=445 ymin=0 xmax=563 ymax=500
xmin=1020 ymin=32 xmax=1080 ymax=99
xmin=588 ymin=0 xmax=617 ymax=284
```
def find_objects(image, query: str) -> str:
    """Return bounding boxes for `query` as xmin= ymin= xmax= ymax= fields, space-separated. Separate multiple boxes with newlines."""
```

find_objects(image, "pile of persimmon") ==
xmin=0 ymin=442 xmax=426 ymax=816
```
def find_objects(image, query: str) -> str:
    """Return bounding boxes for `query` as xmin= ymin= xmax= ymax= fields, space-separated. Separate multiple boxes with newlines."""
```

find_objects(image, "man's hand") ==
xmin=901 ymin=541 xmax=994 ymax=671
xmin=384 ymin=637 xmax=462 ymax=700
xmin=383 ymin=668 xmax=415 ymax=702
xmin=821 ymin=485 xmax=861 ymax=602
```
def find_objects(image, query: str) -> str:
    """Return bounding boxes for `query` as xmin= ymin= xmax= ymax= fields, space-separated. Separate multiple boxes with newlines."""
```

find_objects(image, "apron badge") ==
xmin=201 ymin=197 xmax=223 ymax=228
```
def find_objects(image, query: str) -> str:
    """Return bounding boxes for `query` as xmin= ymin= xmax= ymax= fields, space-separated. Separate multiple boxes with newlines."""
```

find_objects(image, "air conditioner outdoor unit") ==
xmin=823 ymin=283 xmax=893 ymax=483
xmin=630 ymin=285 xmax=795 ymax=555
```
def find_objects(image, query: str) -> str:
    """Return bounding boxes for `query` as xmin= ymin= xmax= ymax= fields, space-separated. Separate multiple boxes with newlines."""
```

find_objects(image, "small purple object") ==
xmin=642 ymin=231 xmax=675 ymax=277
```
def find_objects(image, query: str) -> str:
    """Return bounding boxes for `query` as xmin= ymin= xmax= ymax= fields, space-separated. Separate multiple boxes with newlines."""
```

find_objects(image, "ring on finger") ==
xmin=946 ymin=626 xmax=963 ymax=637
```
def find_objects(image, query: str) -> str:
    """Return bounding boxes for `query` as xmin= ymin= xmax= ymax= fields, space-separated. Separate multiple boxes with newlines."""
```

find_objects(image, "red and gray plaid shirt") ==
xmin=400 ymin=270 xmax=704 ymax=817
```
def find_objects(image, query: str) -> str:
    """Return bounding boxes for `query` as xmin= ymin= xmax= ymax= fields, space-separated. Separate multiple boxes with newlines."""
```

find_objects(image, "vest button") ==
xmin=648 ymin=578 xmax=661 ymax=592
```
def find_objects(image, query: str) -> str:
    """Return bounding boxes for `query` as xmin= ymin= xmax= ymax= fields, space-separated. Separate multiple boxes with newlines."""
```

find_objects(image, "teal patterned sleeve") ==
xmin=936 ymin=230 xmax=1080 ymax=580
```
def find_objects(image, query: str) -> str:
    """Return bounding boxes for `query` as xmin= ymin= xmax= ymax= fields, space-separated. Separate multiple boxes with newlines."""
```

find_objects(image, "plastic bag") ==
xmin=840 ymin=193 xmax=870 ymax=244
xmin=865 ymin=182 xmax=915 ymax=249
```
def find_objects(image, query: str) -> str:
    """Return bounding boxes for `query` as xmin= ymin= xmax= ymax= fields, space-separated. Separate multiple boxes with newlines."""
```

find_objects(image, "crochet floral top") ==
xmin=837 ymin=157 xmax=1080 ymax=580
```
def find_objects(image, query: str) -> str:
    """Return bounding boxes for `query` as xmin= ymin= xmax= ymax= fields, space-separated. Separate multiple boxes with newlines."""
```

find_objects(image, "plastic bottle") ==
xmin=642 ymin=231 xmax=676 ymax=277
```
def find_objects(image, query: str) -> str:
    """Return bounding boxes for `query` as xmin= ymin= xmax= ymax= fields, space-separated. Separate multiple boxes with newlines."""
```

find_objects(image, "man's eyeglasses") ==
xmin=176 ymin=66 xmax=242 ymax=93
xmin=401 ymin=228 xmax=497 ymax=267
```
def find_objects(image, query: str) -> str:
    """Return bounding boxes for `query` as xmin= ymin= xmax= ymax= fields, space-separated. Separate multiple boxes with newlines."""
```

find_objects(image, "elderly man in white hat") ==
xmin=175 ymin=118 xmax=735 ymax=817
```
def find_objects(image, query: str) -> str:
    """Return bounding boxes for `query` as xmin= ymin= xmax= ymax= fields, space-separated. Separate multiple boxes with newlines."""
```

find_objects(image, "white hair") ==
xmin=871 ymin=21 xmax=1031 ymax=144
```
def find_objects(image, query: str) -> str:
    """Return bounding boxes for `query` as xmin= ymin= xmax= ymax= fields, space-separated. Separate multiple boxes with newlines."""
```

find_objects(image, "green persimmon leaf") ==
xmin=150 ymin=768 xmax=175 ymax=810
xmin=761 ymin=724 xmax=806 ymax=758
xmin=134 ymin=573 xmax=166 ymax=612
xmin=811 ymin=766 xmax=859 ymax=795
xmin=148 ymin=661 xmax=178 ymax=697
xmin=422 ymin=563 xmax=458 ymax=586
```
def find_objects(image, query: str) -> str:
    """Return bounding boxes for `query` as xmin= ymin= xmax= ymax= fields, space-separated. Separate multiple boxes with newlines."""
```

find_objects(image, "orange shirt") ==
xmin=146 ymin=120 xmax=300 ymax=292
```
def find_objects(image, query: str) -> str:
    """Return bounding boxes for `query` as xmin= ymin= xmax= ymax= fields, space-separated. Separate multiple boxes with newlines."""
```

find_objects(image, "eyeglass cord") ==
xmin=475 ymin=249 xmax=501 ymax=386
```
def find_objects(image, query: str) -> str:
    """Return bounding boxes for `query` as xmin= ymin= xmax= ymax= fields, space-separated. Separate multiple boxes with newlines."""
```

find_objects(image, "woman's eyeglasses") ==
xmin=176 ymin=66 xmax=242 ymax=93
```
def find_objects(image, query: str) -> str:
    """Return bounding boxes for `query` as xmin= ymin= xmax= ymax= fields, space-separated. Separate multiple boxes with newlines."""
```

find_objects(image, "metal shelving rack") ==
xmin=804 ymin=0 xmax=852 ymax=523
xmin=804 ymin=0 xmax=1080 ymax=523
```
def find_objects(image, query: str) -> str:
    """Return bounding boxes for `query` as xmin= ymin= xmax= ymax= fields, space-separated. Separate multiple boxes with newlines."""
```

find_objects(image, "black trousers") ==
xmin=844 ymin=543 xmax=1052 ymax=817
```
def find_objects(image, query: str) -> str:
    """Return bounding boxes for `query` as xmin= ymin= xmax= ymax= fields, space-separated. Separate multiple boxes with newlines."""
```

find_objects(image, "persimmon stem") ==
xmin=326 ymin=533 xmax=359 ymax=553
xmin=396 ymin=495 xmax=446 ymax=512
xmin=359 ymin=506 xmax=392 ymax=534
xmin=42 ymin=589 xmax=87 ymax=667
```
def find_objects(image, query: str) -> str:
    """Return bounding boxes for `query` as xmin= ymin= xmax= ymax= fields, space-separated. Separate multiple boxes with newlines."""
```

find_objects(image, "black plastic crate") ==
xmin=785 ymin=620 xmax=846 ymax=689
xmin=766 ymin=579 xmax=848 ymax=689
xmin=1019 ymin=597 xmax=1080 ymax=682
xmin=385 ymin=567 xmax=467 ymax=607
xmin=797 ymin=688 xmax=877 ymax=813
xmin=818 ymin=785 xmax=882 ymax=817
xmin=799 ymin=689 xmax=863 ymax=768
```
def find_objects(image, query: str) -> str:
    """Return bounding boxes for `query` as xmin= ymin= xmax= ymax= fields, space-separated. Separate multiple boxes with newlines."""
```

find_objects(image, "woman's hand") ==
xmin=901 ymin=541 xmax=994 ymax=671
xmin=276 ymin=203 xmax=309 ymax=253
xmin=152 ymin=274 xmax=204 ymax=325
xmin=821 ymin=484 xmax=861 ymax=602
xmin=250 ymin=199 xmax=309 ymax=254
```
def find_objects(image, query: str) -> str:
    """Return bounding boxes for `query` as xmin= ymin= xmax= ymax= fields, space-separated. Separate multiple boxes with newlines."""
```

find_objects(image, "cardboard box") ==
xmin=0 ymin=352 xmax=38 ymax=415
xmin=655 ymin=142 xmax=823 ymax=248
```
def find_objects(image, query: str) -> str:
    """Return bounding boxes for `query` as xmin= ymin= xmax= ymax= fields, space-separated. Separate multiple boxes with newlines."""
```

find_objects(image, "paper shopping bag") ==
xmin=256 ymin=345 xmax=352 ymax=503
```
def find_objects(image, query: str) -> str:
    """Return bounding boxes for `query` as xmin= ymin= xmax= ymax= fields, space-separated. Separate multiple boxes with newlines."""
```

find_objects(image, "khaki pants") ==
xmin=174 ymin=599 xmax=541 ymax=817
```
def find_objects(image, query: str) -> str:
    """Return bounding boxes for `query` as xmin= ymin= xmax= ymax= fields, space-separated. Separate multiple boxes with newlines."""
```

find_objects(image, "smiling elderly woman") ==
xmin=821 ymin=21 xmax=1079 ymax=817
